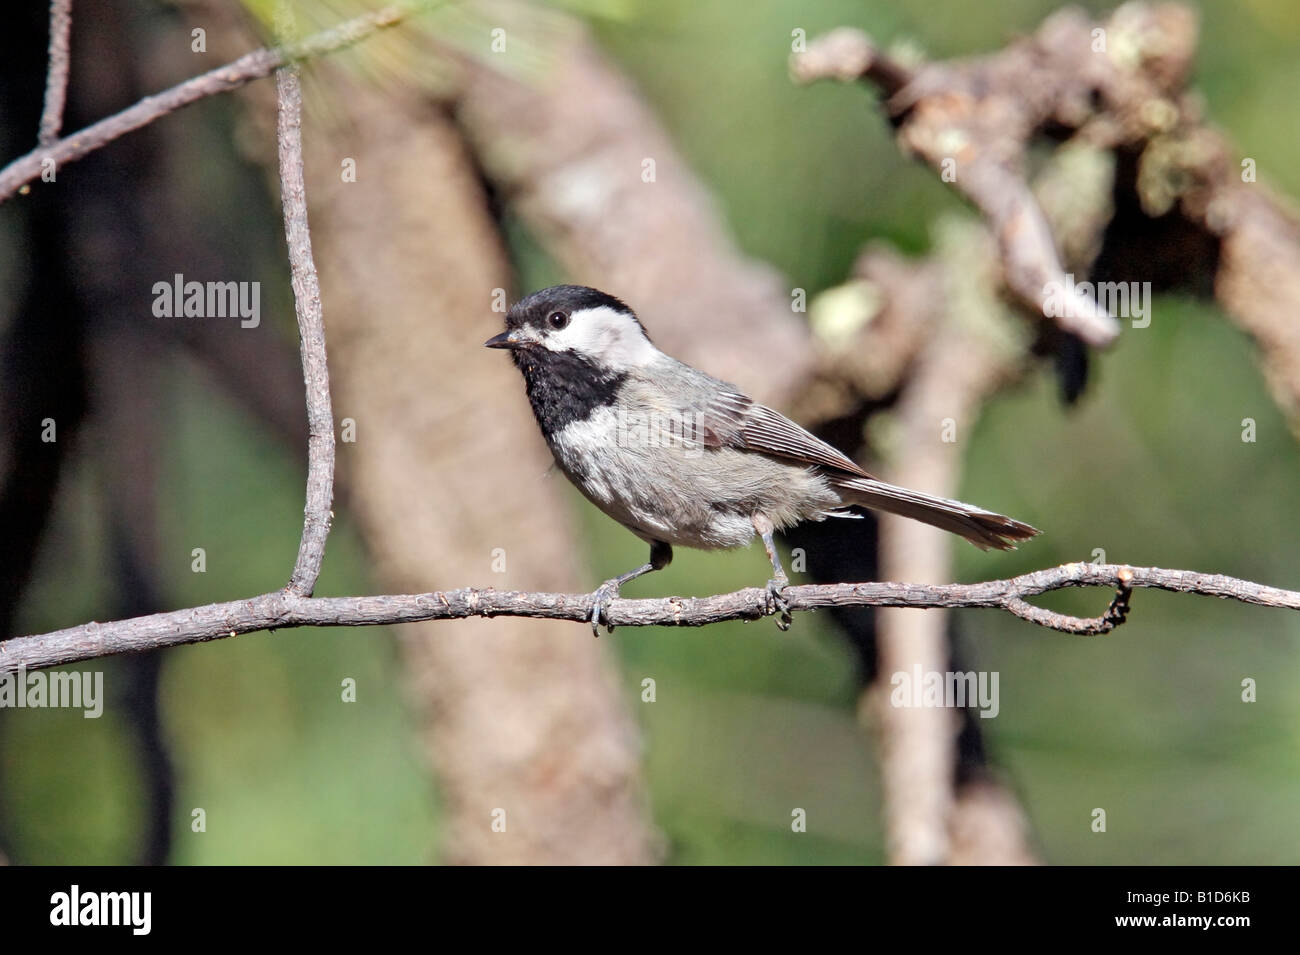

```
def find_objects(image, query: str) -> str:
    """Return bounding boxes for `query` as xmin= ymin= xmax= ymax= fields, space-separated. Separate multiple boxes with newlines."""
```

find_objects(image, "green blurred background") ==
xmin=4 ymin=0 xmax=1299 ymax=864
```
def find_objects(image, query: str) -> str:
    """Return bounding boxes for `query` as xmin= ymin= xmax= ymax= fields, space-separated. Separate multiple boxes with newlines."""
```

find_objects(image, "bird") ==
xmin=486 ymin=285 xmax=1039 ymax=634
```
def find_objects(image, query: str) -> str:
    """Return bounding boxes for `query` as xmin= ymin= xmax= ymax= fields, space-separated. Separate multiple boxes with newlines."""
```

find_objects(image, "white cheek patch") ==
xmin=542 ymin=305 xmax=659 ymax=369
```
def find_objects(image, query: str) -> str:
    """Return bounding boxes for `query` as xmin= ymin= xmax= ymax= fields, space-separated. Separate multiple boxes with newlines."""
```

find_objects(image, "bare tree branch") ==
xmin=795 ymin=6 xmax=1300 ymax=436
xmin=5 ymin=563 xmax=1298 ymax=674
xmin=275 ymin=62 xmax=334 ymax=597
xmin=38 ymin=0 xmax=73 ymax=147
xmin=792 ymin=26 xmax=1122 ymax=348
xmin=0 ymin=1 xmax=420 ymax=203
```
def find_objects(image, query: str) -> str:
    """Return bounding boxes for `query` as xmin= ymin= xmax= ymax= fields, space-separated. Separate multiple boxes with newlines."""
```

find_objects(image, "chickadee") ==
xmin=487 ymin=285 xmax=1039 ymax=634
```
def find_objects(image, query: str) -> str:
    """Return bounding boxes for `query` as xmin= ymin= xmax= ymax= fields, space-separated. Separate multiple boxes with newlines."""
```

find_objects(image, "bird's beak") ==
xmin=484 ymin=330 xmax=518 ymax=349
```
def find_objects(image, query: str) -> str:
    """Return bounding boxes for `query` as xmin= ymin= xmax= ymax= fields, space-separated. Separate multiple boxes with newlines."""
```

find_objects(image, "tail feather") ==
xmin=832 ymin=476 xmax=1039 ymax=551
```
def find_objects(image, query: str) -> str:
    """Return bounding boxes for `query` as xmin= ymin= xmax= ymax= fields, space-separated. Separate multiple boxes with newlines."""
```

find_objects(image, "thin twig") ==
xmin=275 ymin=63 xmax=334 ymax=596
xmin=0 ymin=1 xmax=422 ymax=203
xmin=38 ymin=0 xmax=74 ymax=147
xmin=4 ymin=563 xmax=1297 ymax=673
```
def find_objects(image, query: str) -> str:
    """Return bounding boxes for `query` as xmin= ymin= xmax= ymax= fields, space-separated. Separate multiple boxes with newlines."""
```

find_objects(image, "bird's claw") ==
xmin=766 ymin=577 xmax=793 ymax=631
xmin=589 ymin=580 xmax=621 ymax=637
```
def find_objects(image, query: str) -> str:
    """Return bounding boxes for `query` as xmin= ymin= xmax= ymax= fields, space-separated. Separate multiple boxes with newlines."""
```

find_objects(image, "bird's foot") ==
xmin=589 ymin=579 xmax=623 ymax=637
xmin=765 ymin=576 xmax=793 ymax=631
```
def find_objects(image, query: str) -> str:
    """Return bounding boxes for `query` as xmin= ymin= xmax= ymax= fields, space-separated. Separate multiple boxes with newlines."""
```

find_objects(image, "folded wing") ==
xmin=698 ymin=390 xmax=1039 ymax=550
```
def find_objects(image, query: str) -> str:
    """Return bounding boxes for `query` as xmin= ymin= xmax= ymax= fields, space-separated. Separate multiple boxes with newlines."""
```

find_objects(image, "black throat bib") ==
xmin=514 ymin=347 xmax=627 ymax=434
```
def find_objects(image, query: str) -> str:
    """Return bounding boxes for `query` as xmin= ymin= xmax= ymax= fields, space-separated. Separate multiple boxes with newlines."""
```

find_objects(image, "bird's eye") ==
xmin=547 ymin=311 xmax=569 ymax=330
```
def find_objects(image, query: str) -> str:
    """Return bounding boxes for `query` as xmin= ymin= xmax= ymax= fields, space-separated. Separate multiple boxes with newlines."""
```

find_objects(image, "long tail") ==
xmin=831 ymin=475 xmax=1039 ymax=551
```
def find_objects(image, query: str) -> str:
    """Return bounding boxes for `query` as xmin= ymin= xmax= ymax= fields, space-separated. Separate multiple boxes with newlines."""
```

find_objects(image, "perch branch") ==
xmin=5 ymin=563 xmax=1298 ymax=673
xmin=0 ymin=1 xmax=422 ymax=202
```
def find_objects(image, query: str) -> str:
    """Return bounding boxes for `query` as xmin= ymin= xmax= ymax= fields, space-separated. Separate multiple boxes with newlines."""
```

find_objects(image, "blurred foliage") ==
xmin=4 ymin=0 xmax=1299 ymax=864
